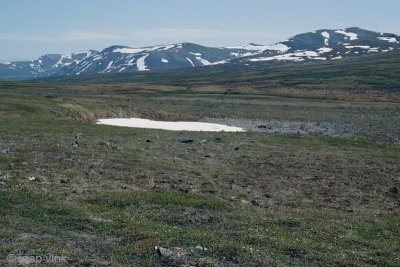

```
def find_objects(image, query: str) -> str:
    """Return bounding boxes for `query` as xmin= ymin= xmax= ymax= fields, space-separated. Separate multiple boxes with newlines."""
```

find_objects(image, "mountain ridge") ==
xmin=1 ymin=27 xmax=399 ymax=80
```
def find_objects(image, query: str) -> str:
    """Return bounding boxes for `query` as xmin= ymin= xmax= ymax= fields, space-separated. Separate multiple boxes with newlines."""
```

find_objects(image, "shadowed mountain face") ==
xmin=1 ymin=27 xmax=399 ymax=80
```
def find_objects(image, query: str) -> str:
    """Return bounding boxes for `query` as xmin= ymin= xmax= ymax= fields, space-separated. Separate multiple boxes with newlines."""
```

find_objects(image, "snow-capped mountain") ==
xmin=0 ymin=27 xmax=399 ymax=80
xmin=245 ymin=27 xmax=399 ymax=62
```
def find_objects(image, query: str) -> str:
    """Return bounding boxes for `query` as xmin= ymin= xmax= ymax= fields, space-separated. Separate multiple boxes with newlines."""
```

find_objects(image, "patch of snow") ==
xmin=114 ymin=47 xmax=146 ymax=54
xmin=345 ymin=45 xmax=370 ymax=49
xmin=186 ymin=57 xmax=195 ymax=67
xmin=321 ymin=31 xmax=330 ymax=46
xmin=103 ymin=61 xmax=113 ymax=72
xmin=189 ymin=52 xmax=202 ymax=56
xmin=335 ymin=30 xmax=358 ymax=40
xmin=331 ymin=55 xmax=343 ymax=60
xmin=137 ymin=54 xmax=149 ymax=71
xmin=97 ymin=118 xmax=245 ymax=132
xmin=161 ymin=58 xmax=168 ymax=63
xmin=377 ymin=37 xmax=399 ymax=43
xmin=225 ymin=43 xmax=290 ymax=53
xmin=317 ymin=47 xmax=333 ymax=54
xmin=196 ymin=57 xmax=211 ymax=66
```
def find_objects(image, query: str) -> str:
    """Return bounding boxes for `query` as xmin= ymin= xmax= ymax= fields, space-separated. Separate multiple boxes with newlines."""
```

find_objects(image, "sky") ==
xmin=0 ymin=0 xmax=399 ymax=61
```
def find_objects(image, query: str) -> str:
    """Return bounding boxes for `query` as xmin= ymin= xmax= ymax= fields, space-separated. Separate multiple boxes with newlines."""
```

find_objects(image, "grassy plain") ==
xmin=0 ymin=51 xmax=399 ymax=266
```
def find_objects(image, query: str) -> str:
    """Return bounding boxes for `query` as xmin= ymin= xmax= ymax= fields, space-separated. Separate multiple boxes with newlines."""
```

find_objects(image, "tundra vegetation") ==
xmin=0 ymin=50 xmax=399 ymax=266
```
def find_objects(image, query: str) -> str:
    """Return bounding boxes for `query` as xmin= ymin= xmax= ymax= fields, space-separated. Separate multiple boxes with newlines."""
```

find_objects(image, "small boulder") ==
xmin=28 ymin=176 xmax=36 ymax=181
xmin=389 ymin=186 xmax=398 ymax=194
xmin=257 ymin=125 xmax=267 ymax=129
xmin=178 ymin=138 xmax=194 ymax=143
xmin=0 ymin=176 xmax=6 ymax=186
xmin=72 ymin=141 xmax=80 ymax=147
xmin=234 ymin=146 xmax=240 ymax=151
xmin=197 ymin=140 xmax=207 ymax=145
xmin=215 ymin=137 xmax=223 ymax=141
xmin=75 ymin=133 xmax=85 ymax=139
xmin=98 ymin=141 xmax=111 ymax=147
xmin=155 ymin=246 xmax=174 ymax=258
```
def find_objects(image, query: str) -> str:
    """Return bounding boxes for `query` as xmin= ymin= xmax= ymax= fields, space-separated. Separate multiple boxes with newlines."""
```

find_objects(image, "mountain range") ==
xmin=0 ymin=27 xmax=399 ymax=80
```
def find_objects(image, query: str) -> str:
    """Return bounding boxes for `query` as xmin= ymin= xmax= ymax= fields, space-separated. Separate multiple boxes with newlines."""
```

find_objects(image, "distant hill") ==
xmin=0 ymin=27 xmax=399 ymax=80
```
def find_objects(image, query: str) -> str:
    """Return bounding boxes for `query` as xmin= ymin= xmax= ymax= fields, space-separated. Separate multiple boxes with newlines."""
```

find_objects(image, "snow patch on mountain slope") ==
xmin=186 ymin=57 xmax=195 ymax=67
xmin=317 ymin=47 xmax=332 ymax=54
xmin=196 ymin=57 xmax=211 ymax=66
xmin=377 ymin=37 xmax=399 ymax=43
xmin=249 ymin=50 xmax=324 ymax=62
xmin=137 ymin=54 xmax=149 ymax=71
xmin=321 ymin=32 xmax=330 ymax=46
xmin=161 ymin=58 xmax=168 ymax=63
xmin=189 ymin=52 xmax=202 ymax=56
xmin=225 ymin=43 xmax=290 ymax=53
xmin=335 ymin=30 xmax=358 ymax=40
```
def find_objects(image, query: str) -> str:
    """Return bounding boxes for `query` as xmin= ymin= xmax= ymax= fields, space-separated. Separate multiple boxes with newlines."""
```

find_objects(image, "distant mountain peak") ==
xmin=0 ymin=27 xmax=399 ymax=80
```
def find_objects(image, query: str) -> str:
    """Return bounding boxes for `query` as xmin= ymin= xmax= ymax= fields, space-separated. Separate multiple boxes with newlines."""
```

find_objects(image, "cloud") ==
xmin=0 ymin=31 xmax=123 ymax=42
xmin=0 ymin=28 xmax=279 ymax=43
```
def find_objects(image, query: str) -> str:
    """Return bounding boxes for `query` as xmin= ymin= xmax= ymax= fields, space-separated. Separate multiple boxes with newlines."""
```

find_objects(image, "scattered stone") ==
xmin=204 ymin=153 xmax=215 ymax=158
xmin=197 ymin=139 xmax=207 ymax=145
xmin=241 ymin=199 xmax=251 ymax=205
xmin=389 ymin=186 xmax=398 ymax=194
xmin=71 ymin=141 xmax=80 ymax=147
xmin=234 ymin=146 xmax=240 ymax=151
xmin=145 ymin=139 xmax=152 ymax=143
xmin=257 ymin=125 xmax=267 ymax=129
xmin=60 ymin=179 xmax=68 ymax=184
xmin=98 ymin=141 xmax=111 ymax=147
xmin=195 ymin=245 xmax=208 ymax=251
xmin=215 ymin=137 xmax=223 ymax=141
xmin=28 ymin=176 xmax=36 ymax=182
xmin=1 ymin=149 xmax=10 ymax=154
xmin=0 ymin=176 xmax=6 ymax=186
xmin=155 ymin=246 xmax=174 ymax=258
xmin=75 ymin=133 xmax=84 ymax=139
xmin=178 ymin=138 xmax=194 ymax=143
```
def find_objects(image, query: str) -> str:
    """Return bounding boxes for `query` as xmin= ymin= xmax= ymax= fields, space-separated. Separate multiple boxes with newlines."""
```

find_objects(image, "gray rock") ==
xmin=197 ymin=140 xmax=207 ymax=145
xmin=389 ymin=186 xmax=398 ymax=194
xmin=1 ymin=149 xmax=10 ymax=154
xmin=234 ymin=147 xmax=240 ymax=151
xmin=75 ymin=133 xmax=85 ymax=139
xmin=72 ymin=141 xmax=80 ymax=147
xmin=28 ymin=176 xmax=36 ymax=181
xmin=98 ymin=141 xmax=111 ymax=147
xmin=0 ymin=176 xmax=6 ymax=186
xmin=257 ymin=125 xmax=267 ymax=129
xmin=155 ymin=246 xmax=174 ymax=257
xmin=178 ymin=138 xmax=194 ymax=143
xmin=215 ymin=137 xmax=223 ymax=141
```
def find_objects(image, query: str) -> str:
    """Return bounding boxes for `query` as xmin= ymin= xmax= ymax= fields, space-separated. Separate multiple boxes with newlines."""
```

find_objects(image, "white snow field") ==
xmin=97 ymin=118 xmax=245 ymax=132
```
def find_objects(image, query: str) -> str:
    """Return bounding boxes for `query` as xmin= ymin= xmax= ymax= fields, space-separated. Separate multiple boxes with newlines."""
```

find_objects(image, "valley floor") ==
xmin=0 ymin=79 xmax=399 ymax=266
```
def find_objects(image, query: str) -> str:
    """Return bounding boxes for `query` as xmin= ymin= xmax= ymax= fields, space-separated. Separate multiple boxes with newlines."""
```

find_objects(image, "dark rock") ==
xmin=0 ymin=176 xmax=6 ymax=186
xmin=204 ymin=153 xmax=215 ymax=158
xmin=1 ymin=149 xmax=10 ymax=154
xmin=234 ymin=147 xmax=240 ymax=151
xmin=257 ymin=125 xmax=267 ymax=129
xmin=98 ymin=141 xmax=111 ymax=146
xmin=72 ymin=141 xmax=80 ymax=147
xmin=178 ymin=138 xmax=194 ymax=143
xmin=75 ymin=133 xmax=84 ymax=139
xmin=389 ymin=187 xmax=398 ymax=194
xmin=60 ymin=179 xmax=68 ymax=184
xmin=215 ymin=137 xmax=223 ymax=141
xmin=197 ymin=140 xmax=207 ymax=145
xmin=145 ymin=139 xmax=152 ymax=143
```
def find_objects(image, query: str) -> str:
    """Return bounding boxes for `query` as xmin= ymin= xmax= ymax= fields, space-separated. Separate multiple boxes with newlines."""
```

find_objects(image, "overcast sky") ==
xmin=1 ymin=0 xmax=399 ymax=61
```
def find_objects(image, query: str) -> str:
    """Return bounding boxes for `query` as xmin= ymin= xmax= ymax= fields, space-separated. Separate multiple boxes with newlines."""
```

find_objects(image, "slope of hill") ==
xmin=0 ymin=27 xmax=399 ymax=80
